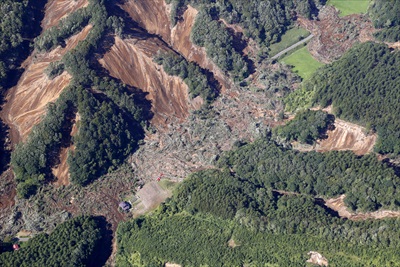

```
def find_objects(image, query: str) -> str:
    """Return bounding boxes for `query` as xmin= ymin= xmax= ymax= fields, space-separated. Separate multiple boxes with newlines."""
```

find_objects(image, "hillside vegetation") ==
xmin=285 ymin=42 xmax=400 ymax=155
xmin=117 ymin=157 xmax=400 ymax=266
xmin=0 ymin=216 xmax=109 ymax=267
xmin=369 ymin=0 xmax=400 ymax=42
xmin=11 ymin=0 xmax=146 ymax=197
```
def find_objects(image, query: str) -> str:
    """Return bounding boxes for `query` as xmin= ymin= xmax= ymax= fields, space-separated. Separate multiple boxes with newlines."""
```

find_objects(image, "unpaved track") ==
xmin=271 ymin=34 xmax=314 ymax=60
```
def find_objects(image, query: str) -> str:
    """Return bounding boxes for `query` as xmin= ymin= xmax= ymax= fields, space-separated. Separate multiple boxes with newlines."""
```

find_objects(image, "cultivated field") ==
xmin=327 ymin=0 xmax=370 ymax=17
xmin=280 ymin=46 xmax=324 ymax=80
xmin=269 ymin=27 xmax=310 ymax=57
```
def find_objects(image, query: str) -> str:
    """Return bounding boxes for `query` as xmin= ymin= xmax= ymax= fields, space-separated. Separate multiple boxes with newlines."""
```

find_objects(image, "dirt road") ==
xmin=271 ymin=34 xmax=314 ymax=60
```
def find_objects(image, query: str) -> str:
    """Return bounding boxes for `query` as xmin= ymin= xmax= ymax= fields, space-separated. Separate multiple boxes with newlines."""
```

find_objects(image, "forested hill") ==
xmin=369 ymin=0 xmax=400 ymax=42
xmin=285 ymin=42 xmax=400 ymax=155
xmin=117 ymin=138 xmax=400 ymax=266
xmin=0 ymin=216 xmax=110 ymax=267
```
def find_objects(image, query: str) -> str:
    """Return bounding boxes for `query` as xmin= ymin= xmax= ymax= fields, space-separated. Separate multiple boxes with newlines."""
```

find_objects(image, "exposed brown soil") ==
xmin=298 ymin=6 xmax=375 ymax=63
xmin=325 ymin=195 xmax=400 ymax=221
xmin=122 ymin=0 xmax=172 ymax=43
xmin=387 ymin=41 xmax=400 ymax=49
xmin=132 ymin=181 xmax=172 ymax=217
xmin=316 ymin=119 xmax=376 ymax=155
xmin=307 ymin=251 xmax=329 ymax=266
xmin=228 ymin=238 xmax=239 ymax=248
xmin=122 ymin=1 xmax=232 ymax=92
xmin=165 ymin=263 xmax=182 ymax=267
xmin=41 ymin=0 xmax=89 ymax=31
xmin=99 ymin=36 xmax=201 ymax=127
xmin=294 ymin=118 xmax=376 ymax=156
xmin=1 ymin=24 xmax=92 ymax=144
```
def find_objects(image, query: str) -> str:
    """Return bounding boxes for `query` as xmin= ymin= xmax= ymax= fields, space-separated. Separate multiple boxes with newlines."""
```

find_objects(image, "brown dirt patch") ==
xmin=41 ymin=0 xmax=89 ymax=31
xmin=307 ymin=251 xmax=328 ymax=266
xmin=122 ymin=1 xmax=232 ymax=92
xmin=1 ymin=25 xmax=92 ymax=144
xmin=52 ymin=147 xmax=71 ymax=187
xmin=121 ymin=0 xmax=172 ymax=43
xmin=133 ymin=181 xmax=172 ymax=216
xmin=171 ymin=5 xmax=232 ymax=92
xmin=325 ymin=195 xmax=400 ymax=220
xmin=165 ymin=263 xmax=182 ymax=267
xmin=387 ymin=41 xmax=400 ymax=49
xmin=228 ymin=238 xmax=239 ymax=248
xmin=99 ymin=36 xmax=201 ymax=128
xmin=298 ymin=6 xmax=375 ymax=63
xmin=316 ymin=119 xmax=376 ymax=155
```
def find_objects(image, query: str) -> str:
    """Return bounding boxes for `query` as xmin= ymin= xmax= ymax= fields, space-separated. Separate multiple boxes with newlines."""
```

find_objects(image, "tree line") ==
xmin=0 ymin=216 xmax=110 ymax=267
xmin=285 ymin=42 xmax=400 ymax=155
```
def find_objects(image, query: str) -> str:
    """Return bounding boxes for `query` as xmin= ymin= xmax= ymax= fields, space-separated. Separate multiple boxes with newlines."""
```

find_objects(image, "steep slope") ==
xmin=99 ymin=36 xmax=201 ymax=127
xmin=41 ymin=0 xmax=89 ymax=31
xmin=316 ymin=119 xmax=376 ymax=155
xmin=1 ymin=25 xmax=92 ymax=144
xmin=122 ymin=1 xmax=232 ymax=91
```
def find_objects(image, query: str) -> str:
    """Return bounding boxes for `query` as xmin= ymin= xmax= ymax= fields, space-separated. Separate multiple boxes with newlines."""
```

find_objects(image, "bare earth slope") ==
xmin=122 ymin=1 xmax=232 ymax=91
xmin=99 ymin=36 xmax=201 ymax=126
xmin=1 ymin=24 xmax=92 ymax=144
xmin=41 ymin=0 xmax=89 ymax=31
xmin=316 ymin=119 xmax=376 ymax=155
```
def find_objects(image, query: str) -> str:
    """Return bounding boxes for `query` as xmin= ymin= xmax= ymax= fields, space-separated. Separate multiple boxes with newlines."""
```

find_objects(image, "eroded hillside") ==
xmin=1 ymin=0 xmax=399 ymax=265
xmin=1 ymin=24 xmax=92 ymax=144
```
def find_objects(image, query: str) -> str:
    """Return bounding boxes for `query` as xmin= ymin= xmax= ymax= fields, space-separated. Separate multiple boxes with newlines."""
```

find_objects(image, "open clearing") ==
xmin=327 ymin=0 xmax=370 ymax=17
xmin=269 ymin=27 xmax=310 ymax=57
xmin=280 ymin=46 xmax=324 ymax=80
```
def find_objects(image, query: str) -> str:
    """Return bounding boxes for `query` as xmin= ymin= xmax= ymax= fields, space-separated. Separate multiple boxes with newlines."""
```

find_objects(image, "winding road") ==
xmin=271 ymin=34 xmax=314 ymax=60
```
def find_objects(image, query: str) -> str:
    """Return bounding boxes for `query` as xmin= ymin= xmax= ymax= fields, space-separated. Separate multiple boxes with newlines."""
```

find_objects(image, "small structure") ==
xmin=12 ymin=244 xmax=20 ymax=251
xmin=119 ymin=201 xmax=131 ymax=212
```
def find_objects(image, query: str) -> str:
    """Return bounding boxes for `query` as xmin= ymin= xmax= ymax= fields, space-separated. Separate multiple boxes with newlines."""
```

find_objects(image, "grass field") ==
xmin=327 ymin=0 xmax=370 ymax=16
xmin=269 ymin=27 xmax=310 ymax=57
xmin=280 ymin=46 xmax=324 ymax=80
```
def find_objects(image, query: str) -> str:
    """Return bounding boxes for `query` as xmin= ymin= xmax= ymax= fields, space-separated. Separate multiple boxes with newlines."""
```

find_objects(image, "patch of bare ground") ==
xmin=41 ymin=0 xmax=89 ymax=31
xmin=51 ymin=112 xmax=80 ymax=187
xmin=165 ymin=263 xmax=182 ymax=267
xmin=298 ymin=6 xmax=375 ymax=63
xmin=132 ymin=181 xmax=173 ymax=217
xmin=99 ymin=36 xmax=200 ymax=127
xmin=1 ymin=25 xmax=92 ymax=144
xmin=307 ymin=251 xmax=328 ymax=266
xmin=387 ymin=41 xmax=400 ymax=49
xmin=122 ymin=1 xmax=232 ymax=92
xmin=316 ymin=119 xmax=376 ymax=155
xmin=294 ymin=118 xmax=376 ymax=156
xmin=324 ymin=195 xmax=400 ymax=220
xmin=228 ymin=238 xmax=239 ymax=248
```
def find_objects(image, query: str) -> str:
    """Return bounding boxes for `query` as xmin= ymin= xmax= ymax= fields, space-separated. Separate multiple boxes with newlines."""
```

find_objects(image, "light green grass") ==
xmin=280 ymin=46 xmax=324 ymax=80
xmin=269 ymin=27 xmax=310 ymax=57
xmin=327 ymin=0 xmax=370 ymax=16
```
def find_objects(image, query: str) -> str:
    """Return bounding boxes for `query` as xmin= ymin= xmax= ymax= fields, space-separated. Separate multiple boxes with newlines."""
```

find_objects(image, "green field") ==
xmin=269 ymin=27 xmax=310 ymax=57
xmin=280 ymin=46 xmax=324 ymax=80
xmin=327 ymin=0 xmax=370 ymax=16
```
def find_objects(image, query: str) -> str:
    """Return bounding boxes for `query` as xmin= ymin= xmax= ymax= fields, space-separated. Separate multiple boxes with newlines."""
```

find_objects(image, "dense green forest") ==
xmin=154 ymin=52 xmax=219 ymax=103
xmin=219 ymin=137 xmax=400 ymax=212
xmin=11 ymin=0 xmax=147 ymax=197
xmin=0 ymin=216 xmax=110 ymax=267
xmin=285 ymin=42 xmax=400 ymax=155
xmin=0 ymin=0 xmax=46 ymax=92
xmin=369 ymin=0 xmax=400 ymax=42
xmin=273 ymin=109 xmax=334 ymax=144
xmin=117 ymin=167 xmax=400 ymax=266
xmin=165 ymin=0 xmax=323 ymax=78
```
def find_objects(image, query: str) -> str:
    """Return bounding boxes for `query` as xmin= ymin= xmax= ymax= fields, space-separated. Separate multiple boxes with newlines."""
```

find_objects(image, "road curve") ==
xmin=271 ymin=34 xmax=314 ymax=60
